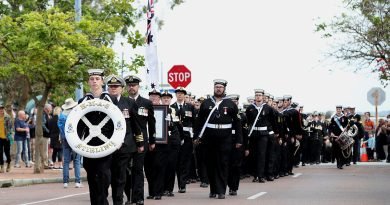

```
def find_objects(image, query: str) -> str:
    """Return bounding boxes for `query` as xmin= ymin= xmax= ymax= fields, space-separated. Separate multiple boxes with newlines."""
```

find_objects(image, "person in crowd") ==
xmin=42 ymin=104 xmax=53 ymax=169
xmin=0 ymin=104 xmax=13 ymax=173
xmin=363 ymin=112 xmax=374 ymax=141
xmin=58 ymin=98 xmax=83 ymax=188
xmin=49 ymin=107 xmax=63 ymax=169
xmin=14 ymin=110 xmax=30 ymax=168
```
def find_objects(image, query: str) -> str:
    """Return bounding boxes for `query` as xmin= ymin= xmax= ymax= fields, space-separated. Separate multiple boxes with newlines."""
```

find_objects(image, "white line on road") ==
xmin=292 ymin=173 xmax=302 ymax=178
xmin=19 ymin=192 xmax=89 ymax=205
xmin=247 ymin=192 xmax=267 ymax=200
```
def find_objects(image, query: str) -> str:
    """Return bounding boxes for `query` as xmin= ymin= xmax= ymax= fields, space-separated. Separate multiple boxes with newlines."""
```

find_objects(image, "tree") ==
xmin=316 ymin=0 xmax=390 ymax=86
xmin=0 ymin=1 xmax=184 ymax=173
xmin=0 ymin=9 xmax=121 ymax=172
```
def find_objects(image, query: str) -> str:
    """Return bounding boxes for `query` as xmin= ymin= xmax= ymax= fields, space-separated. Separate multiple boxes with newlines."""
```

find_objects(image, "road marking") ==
xmin=247 ymin=192 xmax=267 ymax=200
xmin=19 ymin=192 xmax=89 ymax=205
xmin=292 ymin=173 xmax=302 ymax=178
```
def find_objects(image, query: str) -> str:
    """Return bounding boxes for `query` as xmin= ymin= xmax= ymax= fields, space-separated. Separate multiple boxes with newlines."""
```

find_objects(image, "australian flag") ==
xmin=145 ymin=0 xmax=160 ymax=91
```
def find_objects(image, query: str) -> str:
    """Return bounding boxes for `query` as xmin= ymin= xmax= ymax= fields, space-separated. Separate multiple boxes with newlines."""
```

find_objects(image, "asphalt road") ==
xmin=1 ymin=163 xmax=390 ymax=205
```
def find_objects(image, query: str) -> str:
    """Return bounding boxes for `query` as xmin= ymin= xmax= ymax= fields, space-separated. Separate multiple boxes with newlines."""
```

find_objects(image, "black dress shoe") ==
xmin=288 ymin=172 xmax=294 ymax=175
xmin=124 ymin=201 xmax=132 ymax=205
xmin=302 ymin=163 xmax=306 ymax=166
xmin=259 ymin=178 xmax=266 ymax=183
xmin=284 ymin=172 xmax=289 ymax=177
xmin=274 ymin=174 xmax=279 ymax=179
xmin=146 ymin=196 xmax=154 ymax=199
xmin=136 ymin=200 xmax=144 ymax=205
xmin=252 ymin=178 xmax=259 ymax=182
xmin=163 ymin=191 xmax=169 ymax=196
xmin=229 ymin=190 xmax=237 ymax=196
xmin=200 ymin=182 xmax=208 ymax=188
xmin=209 ymin=193 xmax=216 ymax=198
xmin=154 ymin=196 xmax=162 ymax=200
xmin=266 ymin=176 xmax=274 ymax=181
xmin=178 ymin=188 xmax=186 ymax=193
xmin=167 ymin=192 xmax=174 ymax=197
xmin=217 ymin=194 xmax=225 ymax=199
xmin=337 ymin=165 xmax=343 ymax=169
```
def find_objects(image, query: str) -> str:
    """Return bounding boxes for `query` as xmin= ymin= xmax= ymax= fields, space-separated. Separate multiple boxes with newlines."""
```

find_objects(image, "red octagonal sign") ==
xmin=167 ymin=65 xmax=191 ymax=89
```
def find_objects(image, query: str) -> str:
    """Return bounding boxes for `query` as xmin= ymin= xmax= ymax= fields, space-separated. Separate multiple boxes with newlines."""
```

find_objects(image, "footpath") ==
xmin=0 ymin=165 xmax=87 ymax=188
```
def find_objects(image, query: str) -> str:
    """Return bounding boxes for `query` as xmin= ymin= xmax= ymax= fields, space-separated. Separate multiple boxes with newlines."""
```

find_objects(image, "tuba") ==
xmin=335 ymin=124 xmax=358 ymax=150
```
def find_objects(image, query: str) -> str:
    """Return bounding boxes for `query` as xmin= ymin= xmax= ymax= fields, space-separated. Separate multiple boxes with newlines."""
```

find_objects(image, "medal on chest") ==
xmin=223 ymin=107 xmax=228 ymax=115
xmin=122 ymin=108 xmax=130 ymax=118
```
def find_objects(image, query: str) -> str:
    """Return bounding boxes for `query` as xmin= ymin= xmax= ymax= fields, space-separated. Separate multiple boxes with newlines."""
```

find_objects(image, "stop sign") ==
xmin=167 ymin=65 xmax=191 ymax=89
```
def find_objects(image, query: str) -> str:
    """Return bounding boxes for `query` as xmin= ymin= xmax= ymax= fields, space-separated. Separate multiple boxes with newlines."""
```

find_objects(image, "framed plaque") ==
xmin=153 ymin=105 xmax=169 ymax=144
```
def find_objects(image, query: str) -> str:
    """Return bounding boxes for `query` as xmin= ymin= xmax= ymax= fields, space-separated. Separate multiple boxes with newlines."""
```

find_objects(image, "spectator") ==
xmin=42 ymin=104 xmax=52 ymax=169
xmin=0 ymin=104 xmax=13 ymax=173
xmin=58 ymin=98 xmax=82 ymax=188
xmin=363 ymin=112 xmax=374 ymax=141
xmin=28 ymin=108 xmax=37 ymax=164
xmin=365 ymin=133 xmax=376 ymax=161
xmin=49 ymin=107 xmax=63 ymax=169
xmin=385 ymin=120 xmax=390 ymax=163
xmin=14 ymin=110 xmax=30 ymax=168
xmin=375 ymin=119 xmax=388 ymax=160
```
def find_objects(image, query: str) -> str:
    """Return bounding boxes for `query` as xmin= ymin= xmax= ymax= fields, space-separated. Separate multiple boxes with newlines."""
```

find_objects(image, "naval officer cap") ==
xmin=264 ymin=93 xmax=270 ymax=97
xmin=283 ymin=95 xmax=292 ymax=100
xmin=105 ymin=75 xmax=125 ymax=87
xmin=175 ymin=87 xmax=187 ymax=95
xmin=88 ymin=69 xmax=104 ymax=76
xmin=161 ymin=90 xmax=173 ymax=98
xmin=291 ymin=102 xmax=299 ymax=108
xmin=197 ymin=97 xmax=205 ymax=102
xmin=336 ymin=105 xmax=343 ymax=109
xmin=254 ymin=89 xmax=264 ymax=94
xmin=227 ymin=94 xmax=240 ymax=101
xmin=124 ymin=75 xmax=142 ymax=84
xmin=213 ymin=79 xmax=227 ymax=87
xmin=191 ymin=95 xmax=196 ymax=100
xmin=247 ymin=96 xmax=255 ymax=101
xmin=270 ymin=95 xmax=274 ymax=100
xmin=275 ymin=97 xmax=283 ymax=102
xmin=243 ymin=102 xmax=250 ymax=109
xmin=148 ymin=89 xmax=161 ymax=97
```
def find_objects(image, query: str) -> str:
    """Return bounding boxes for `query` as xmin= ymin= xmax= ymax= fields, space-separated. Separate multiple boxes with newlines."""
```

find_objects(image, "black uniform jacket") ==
xmin=193 ymin=96 xmax=242 ymax=144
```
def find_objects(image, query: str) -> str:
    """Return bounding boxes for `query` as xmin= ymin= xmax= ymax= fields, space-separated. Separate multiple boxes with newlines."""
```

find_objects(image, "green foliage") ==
xmin=315 ymin=0 xmax=389 ymax=86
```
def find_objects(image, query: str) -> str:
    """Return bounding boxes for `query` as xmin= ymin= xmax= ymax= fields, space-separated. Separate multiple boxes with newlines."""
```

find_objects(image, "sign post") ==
xmin=367 ymin=87 xmax=386 ymax=126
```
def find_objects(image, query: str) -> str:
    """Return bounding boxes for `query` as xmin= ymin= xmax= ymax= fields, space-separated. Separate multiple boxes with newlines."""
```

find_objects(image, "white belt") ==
xmin=269 ymin=131 xmax=274 ymax=135
xmin=253 ymin=126 xmax=267 ymax=131
xmin=183 ymin=127 xmax=193 ymax=132
xmin=206 ymin=123 xmax=232 ymax=129
xmin=232 ymin=130 xmax=236 ymax=134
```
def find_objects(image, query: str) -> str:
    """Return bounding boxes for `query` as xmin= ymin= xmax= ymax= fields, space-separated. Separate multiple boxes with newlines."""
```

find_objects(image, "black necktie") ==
xmin=179 ymin=104 xmax=183 ymax=120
